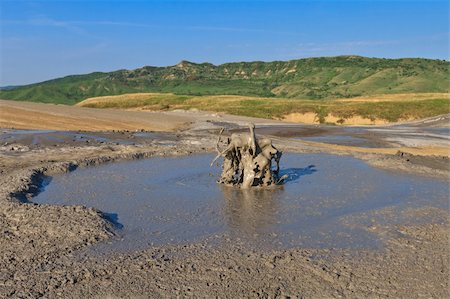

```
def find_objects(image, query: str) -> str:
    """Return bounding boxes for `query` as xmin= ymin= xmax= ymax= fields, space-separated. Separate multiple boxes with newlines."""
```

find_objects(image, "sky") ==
xmin=0 ymin=0 xmax=448 ymax=86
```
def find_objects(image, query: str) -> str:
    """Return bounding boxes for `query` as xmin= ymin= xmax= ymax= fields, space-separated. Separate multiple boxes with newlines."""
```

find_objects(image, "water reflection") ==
xmin=221 ymin=186 xmax=282 ymax=238
xmin=279 ymin=165 xmax=317 ymax=183
xmin=32 ymin=153 xmax=449 ymax=252
xmin=101 ymin=212 xmax=124 ymax=229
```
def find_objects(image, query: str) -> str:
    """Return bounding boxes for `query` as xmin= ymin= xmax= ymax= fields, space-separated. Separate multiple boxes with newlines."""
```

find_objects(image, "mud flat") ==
xmin=0 ymin=115 xmax=449 ymax=298
xmin=33 ymin=153 xmax=448 ymax=254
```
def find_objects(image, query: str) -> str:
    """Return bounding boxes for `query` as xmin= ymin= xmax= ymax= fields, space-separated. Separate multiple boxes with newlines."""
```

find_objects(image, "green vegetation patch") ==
xmin=1 ymin=56 xmax=448 ymax=105
xmin=80 ymin=93 xmax=450 ymax=123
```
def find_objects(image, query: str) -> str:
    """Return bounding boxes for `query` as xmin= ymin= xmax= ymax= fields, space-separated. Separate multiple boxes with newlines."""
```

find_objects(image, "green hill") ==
xmin=1 ymin=56 xmax=449 ymax=105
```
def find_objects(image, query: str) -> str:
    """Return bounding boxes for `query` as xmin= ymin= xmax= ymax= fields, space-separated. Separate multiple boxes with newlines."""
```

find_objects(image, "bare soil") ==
xmin=0 ymin=100 xmax=191 ymax=131
xmin=0 ymin=104 xmax=449 ymax=298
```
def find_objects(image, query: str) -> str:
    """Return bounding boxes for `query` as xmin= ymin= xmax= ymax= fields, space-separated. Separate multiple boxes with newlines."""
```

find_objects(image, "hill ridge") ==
xmin=1 ymin=56 xmax=448 ymax=105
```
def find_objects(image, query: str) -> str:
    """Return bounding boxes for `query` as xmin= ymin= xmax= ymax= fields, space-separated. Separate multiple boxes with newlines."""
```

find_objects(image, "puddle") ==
xmin=231 ymin=125 xmax=393 ymax=147
xmin=0 ymin=129 xmax=177 ymax=147
xmin=132 ymin=132 xmax=171 ymax=139
xmin=299 ymin=135 xmax=381 ymax=148
xmin=231 ymin=125 xmax=330 ymax=138
xmin=32 ymin=153 xmax=448 ymax=253
xmin=426 ymin=127 xmax=450 ymax=135
xmin=1 ymin=129 xmax=56 ymax=135
xmin=1 ymin=129 xmax=56 ymax=143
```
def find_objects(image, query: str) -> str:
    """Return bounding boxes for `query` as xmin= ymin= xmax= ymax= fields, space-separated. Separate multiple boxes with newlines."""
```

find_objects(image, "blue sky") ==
xmin=1 ymin=0 xmax=448 ymax=86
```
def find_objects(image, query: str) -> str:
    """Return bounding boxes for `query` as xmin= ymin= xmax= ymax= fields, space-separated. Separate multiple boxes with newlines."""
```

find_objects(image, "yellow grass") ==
xmin=78 ymin=93 xmax=166 ymax=106
xmin=336 ymin=93 xmax=450 ymax=102
xmin=77 ymin=92 xmax=450 ymax=125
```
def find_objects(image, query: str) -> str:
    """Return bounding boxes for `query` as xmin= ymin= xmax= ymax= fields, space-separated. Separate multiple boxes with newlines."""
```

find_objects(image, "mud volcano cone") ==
xmin=211 ymin=124 xmax=287 ymax=188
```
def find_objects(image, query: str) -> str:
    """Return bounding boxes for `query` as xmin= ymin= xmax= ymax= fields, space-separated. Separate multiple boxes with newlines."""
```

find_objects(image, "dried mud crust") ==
xmin=358 ymin=151 xmax=450 ymax=178
xmin=0 ymin=134 xmax=449 ymax=298
xmin=394 ymin=151 xmax=450 ymax=171
xmin=0 ymin=142 xmax=210 ymax=294
xmin=2 ymin=223 xmax=448 ymax=298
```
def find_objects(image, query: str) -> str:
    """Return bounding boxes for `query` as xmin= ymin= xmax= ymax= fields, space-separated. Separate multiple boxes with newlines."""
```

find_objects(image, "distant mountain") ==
xmin=1 ymin=56 xmax=448 ymax=105
xmin=0 ymin=85 xmax=21 ymax=91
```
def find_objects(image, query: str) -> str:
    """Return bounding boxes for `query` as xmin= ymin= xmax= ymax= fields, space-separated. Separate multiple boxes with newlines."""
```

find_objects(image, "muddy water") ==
xmin=300 ymin=135 xmax=381 ymax=148
xmin=33 ymin=154 xmax=448 ymax=253
xmin=233 ymin=125 xmax=450 ymax=148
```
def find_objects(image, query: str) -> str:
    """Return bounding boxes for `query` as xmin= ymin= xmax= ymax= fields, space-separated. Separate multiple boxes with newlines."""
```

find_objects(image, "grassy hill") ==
xmin=78 ymin=92 xmax=450 ymax=124
xmin=1 ymin=56 xmax=449 ymax=105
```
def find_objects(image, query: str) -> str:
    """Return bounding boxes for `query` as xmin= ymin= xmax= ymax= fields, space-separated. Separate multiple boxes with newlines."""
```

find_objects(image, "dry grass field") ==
xmin=78 ymin=92 xmax=450 ymax=125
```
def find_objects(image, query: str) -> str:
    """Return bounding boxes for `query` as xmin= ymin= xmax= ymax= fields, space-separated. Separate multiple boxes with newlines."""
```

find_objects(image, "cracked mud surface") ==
xmin=1 ymin=116 xmax=449 ymax=298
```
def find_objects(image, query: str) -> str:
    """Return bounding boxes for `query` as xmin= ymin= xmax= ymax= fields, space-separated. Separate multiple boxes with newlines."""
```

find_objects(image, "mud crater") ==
xmin=32 ymin=153 xmax=448 ymax=253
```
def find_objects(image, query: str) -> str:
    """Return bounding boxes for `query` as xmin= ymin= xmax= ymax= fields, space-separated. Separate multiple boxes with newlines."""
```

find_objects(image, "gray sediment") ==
xmin=1 ymin=127 xmax=449 ymax=298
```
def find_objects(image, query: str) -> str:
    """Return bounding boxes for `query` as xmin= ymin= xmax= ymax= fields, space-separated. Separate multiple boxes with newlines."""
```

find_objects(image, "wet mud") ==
xmin=33 ymin=153 xmax=448 ymax=254
xmin=1 ymin=118 xmax=449 ymax=298
xmin=0 ymin=129 xmax=178 ymax=150
xmin=231 ymin=123 xmax=450 ymax=150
